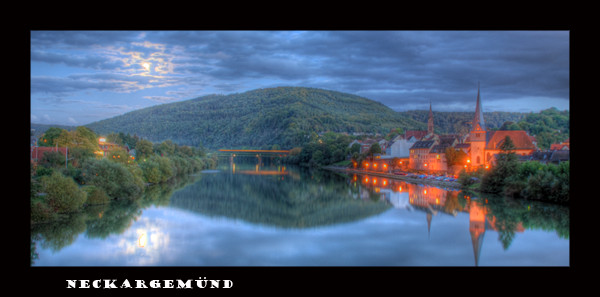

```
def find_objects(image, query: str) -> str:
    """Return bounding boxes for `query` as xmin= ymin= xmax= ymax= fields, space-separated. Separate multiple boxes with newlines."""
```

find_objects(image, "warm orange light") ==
xmin=424 ymin=190 xmax=427 ymax=195
xmin=424 ymin=163 xmax=428 ymax=167
xmin=383 ymin=164 xmax=387 ymax=168
xmin=467 ymin=159 xmax=471 ymax=163
xmin=373 ymin=178 xmax=377 ymax=185
xmin=365 ymin=178 xmax=369 ymax=183
xmin=398 ymin=186 xmax=402 ymax=192
xmin=373 ymin=163 xmax=377 ymax=168
xmin=382 ymin=180 xmax=387 ymax=186
xmin=138 ymin=233 xmax=147 ymax=248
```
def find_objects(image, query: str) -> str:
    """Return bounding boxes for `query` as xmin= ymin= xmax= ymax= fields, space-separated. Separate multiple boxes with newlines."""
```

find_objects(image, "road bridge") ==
xmin=216 ymin=149 xmax=291 ymax=164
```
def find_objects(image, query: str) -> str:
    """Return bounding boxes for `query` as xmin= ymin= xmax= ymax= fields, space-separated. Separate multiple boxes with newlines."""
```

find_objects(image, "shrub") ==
xmin=82 ymin=158 xmax=142 ymax=200
xmin=31 ymin=200 xmax=57 ymax=223
xmin=83 ymin=186 xmax=110 ymax=205
xmin=41 ymin=171 xmax=87 ymax=213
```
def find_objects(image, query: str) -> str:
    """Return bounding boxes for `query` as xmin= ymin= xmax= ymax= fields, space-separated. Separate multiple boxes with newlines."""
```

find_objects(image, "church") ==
xmin=408 ymin=84 xmax=537 ymax=174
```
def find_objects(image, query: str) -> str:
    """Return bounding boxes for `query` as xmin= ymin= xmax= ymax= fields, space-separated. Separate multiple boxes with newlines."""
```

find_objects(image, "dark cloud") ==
xmin=31 ymin=30 xmax=569 ymax=125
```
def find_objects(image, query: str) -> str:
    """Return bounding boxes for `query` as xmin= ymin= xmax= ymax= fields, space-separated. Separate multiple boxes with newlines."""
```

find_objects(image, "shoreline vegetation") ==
xmin=30 ymin=126 xmax=217 ymax=224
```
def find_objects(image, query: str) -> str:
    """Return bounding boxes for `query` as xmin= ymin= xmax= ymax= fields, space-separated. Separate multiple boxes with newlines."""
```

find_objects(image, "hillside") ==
xmin=85 ymin=87 xmax=426 ymax=149
xmin=399 ymin=110 xmax=528 ymax=135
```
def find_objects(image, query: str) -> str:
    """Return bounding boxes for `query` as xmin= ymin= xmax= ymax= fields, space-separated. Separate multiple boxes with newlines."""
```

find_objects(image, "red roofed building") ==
xmin=484 ymin=130 xmax=537 ymax=165
xmin=405 ymin=130 xmax=428 ymax=141
xmin=550 ymin=138 xmax=569 ymax=151
xmin=30 ymin=146 xmax=68 ymax=164
xmin=466 ymin=83 xmax=537 ymax=168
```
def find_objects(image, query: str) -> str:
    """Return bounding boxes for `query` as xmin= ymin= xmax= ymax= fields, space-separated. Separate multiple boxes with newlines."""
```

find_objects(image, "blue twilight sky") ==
xmin=30 ymin=30 xmax=570 ymax=126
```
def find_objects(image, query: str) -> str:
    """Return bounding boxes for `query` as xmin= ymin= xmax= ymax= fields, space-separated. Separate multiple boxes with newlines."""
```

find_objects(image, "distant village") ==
xmin=346 ymin=86 xmax=569 ymax=177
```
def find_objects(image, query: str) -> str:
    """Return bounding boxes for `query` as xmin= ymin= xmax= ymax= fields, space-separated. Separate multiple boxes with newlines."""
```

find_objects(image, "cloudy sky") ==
xmin=30 ymin=30 xmax=569 ymax=126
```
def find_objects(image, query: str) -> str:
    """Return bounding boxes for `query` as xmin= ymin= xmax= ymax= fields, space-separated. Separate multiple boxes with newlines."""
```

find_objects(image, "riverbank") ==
xmin=322 ymin=166 xmax=462 ymax=190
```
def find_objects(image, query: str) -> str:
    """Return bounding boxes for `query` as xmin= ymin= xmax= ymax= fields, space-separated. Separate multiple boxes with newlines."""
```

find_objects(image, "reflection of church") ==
xmin=355 ymin=174 xmax=524 ymax=266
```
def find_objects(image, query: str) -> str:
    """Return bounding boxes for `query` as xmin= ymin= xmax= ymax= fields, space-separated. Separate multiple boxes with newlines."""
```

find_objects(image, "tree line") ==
xmin=457 ymin=136 xmax=569 ymax=204
xmin=30 ymin=126 xmax=217 ymax=224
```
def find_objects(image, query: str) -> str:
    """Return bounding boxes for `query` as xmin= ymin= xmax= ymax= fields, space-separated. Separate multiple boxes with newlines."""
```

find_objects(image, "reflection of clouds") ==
xmin=32 ymin=204 xmax=569 ymax=266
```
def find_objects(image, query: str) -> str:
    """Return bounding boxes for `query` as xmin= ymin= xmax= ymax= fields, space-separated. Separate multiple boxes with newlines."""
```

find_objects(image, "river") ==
xmin=31 ymin=160 xmax=569 ymax=266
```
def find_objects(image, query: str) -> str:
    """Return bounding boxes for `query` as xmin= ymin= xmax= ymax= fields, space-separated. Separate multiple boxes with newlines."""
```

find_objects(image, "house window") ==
xmin=476 ymin=156 xmax=481 ymax=164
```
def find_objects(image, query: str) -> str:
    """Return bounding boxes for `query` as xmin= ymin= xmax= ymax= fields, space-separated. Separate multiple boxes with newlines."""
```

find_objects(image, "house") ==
xmin=386 ymin=135 xmax=417 ymax=158
xmin=550 ymin=138 xmax=570 ymax=151
xmin=521 ymin=150 xmax=569 ymax=164
xmin=30 ymin=146 xmax=68 ymax=165
xmin=407 ymin=83 xmax=538 ymax=173
xmin=483 ymin=130 xmax=537 ymax=165
xmin=409 ymin=140 xmax=436 ymax=171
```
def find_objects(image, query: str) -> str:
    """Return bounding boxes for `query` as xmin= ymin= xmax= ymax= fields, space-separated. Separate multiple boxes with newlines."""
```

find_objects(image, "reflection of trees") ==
xmin=30 ymin=174 xmax=201 ymax=264
xmin=169 ymin=165 xmax=390 ymax=228
xmin=31 ymin=213 xmax=87 ymax=252
xmin=84 ymin=201 xmax=143 ymax=239
xmin=476 ymin=191 xmax=569 ymax=250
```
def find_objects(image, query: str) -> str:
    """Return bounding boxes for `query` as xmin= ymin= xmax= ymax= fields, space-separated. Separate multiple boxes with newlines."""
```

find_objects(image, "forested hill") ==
xmin=399 ymin=110 xmax=528 ymax=135
xmin=85 ymin=87 xmax=426 ymax=149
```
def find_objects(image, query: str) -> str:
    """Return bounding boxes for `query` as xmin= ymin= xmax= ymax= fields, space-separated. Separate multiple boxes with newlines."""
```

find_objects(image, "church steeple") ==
xmin=427 ymin=100 xmax=434 ymax=135
xmin=472 ymin=82 xmax=486 ymax=132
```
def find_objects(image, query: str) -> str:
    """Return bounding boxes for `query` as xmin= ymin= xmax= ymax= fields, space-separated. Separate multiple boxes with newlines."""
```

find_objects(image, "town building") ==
xmin=408 ymin=83 xmax=538 ymax=174
xmin=466 ymin=84 xmax=537 ymax=168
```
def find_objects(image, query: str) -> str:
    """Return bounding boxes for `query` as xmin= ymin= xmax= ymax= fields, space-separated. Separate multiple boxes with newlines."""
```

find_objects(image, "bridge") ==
xmin=217 ymin=149 xmax=291 ymax=156
xmin=216 ymin=149 xmax=291 ymax=164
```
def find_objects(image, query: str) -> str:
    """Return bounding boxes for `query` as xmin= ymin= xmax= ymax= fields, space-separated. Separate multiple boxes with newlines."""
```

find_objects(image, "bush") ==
xmin=31 ymin=200 xmax=57 ymax=223
xmin=82 ymin=158 xmax=142 ymax=200
xmin=83 ymin=186 xmax=110 ymax=205
xmin=41 ymin=171 xmax=87 ymax=213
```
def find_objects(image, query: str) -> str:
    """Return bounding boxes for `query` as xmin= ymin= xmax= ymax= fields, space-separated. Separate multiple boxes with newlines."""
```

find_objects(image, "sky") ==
xmin=30 ymin=30 xmax=570 ymax=126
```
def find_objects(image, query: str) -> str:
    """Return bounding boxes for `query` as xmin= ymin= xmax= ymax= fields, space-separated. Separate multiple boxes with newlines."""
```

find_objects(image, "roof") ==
xmin=521 ymin=150 xmax=569 ymax=163
xmin=430 ymin=144 xmax=452 ymax=154
xmin=486 ymin=130 xmax=537 ymax=150
xmin=405 ymin=130 xmax=428 ymax=141
xmin=550 ymin=143 xmax=569 ymax=150
xmin=550 ymin=150 xmax=570 ymax=162
xmin=30 ymin=146 xmax=68 ymax=160
xmin=410 ymin=140 xmax=436 ymax=150
xmin=472 ymin=83 xmax=486 ymax=131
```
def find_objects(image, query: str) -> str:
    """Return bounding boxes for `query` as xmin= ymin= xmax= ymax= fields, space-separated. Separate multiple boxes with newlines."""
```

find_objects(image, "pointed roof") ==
xmin=428 ymin=100 xmax=433 ymax=118
xmin=472 ymin=82 xmax=486 ymax=131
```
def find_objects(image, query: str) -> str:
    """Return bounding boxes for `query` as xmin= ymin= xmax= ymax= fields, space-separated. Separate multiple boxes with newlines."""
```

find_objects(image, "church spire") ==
xmin=427 ymin=100 xmax=434 ymax=135
xmin=472 ymin=82 xmax=486 ymax=131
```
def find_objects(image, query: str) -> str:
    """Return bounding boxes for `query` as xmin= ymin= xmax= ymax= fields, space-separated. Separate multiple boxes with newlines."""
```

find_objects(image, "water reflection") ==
xmin=168 ymin=162 xmax=391 ymax=228
xmin=348 ymin=172 xmax=569 ymax=265
xmin=31 ymin=162 xmax=569 ymax=266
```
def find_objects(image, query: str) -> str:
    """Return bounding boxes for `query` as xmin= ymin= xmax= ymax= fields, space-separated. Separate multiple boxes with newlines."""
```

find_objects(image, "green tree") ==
xmin=39 ymin=127 xmax=64 ymax=147
xmin=481 ymin=136 xmax=519 ymax=193
xmin=82 ymin=158 xmax=142 ymax=200
xmin=41 ymin=171 xmax=87 ymax=213
xmin=368 ymin=142 xmax=382 ymax=156
xmin=136 ymin=139 xmax=154 ymax=160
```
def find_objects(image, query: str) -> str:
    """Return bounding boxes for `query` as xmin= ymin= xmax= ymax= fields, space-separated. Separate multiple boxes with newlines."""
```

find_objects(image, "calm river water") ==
xmin=31 ymin=160 xmax=569 ymax=266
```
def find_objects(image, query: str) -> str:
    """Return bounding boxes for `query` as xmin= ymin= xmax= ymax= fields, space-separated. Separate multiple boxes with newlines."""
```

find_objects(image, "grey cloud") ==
xmin=31 ymin=31 xmax=569 ymax=114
